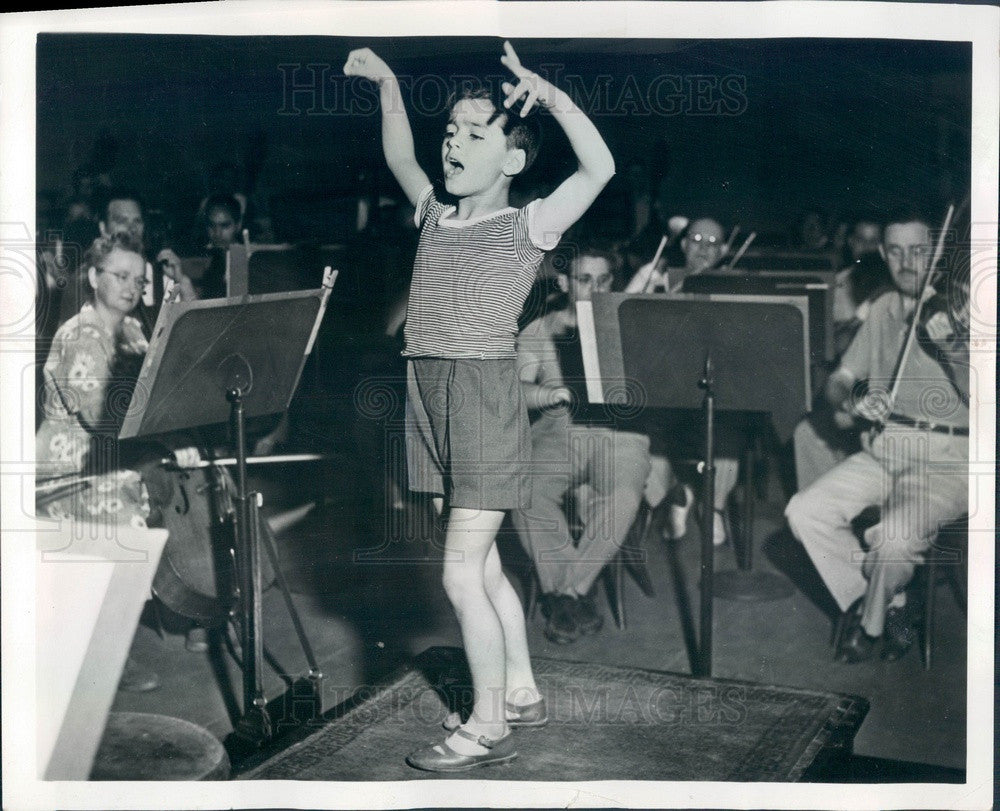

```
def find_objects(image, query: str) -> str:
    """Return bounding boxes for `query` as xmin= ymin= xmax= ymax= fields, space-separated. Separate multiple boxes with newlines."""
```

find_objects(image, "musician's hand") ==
xmin=625 ymin=260 xmax=667 ymax=294
xmin=860 ymin=426 xmax=876 ymax=454
xmin=172 ymin=446 xmax=202 ymax=469
xmin=253 ymin=435 xmax=278 ymax=457
xmin=851 ymin=390 xmax=891 ymax=424
xmin=923 ymin=310 xmax=954 ymax=345
xmin=824 ymin=368 xmax=855 ymax=413
xmin=174 ymin=275 xmax=198 ymax=302
xmin=38 ymin=247 xmax=62 ymax=291
xmin=156 ymin=248 xmax=184 ymax=282
xmin=546 ymin=386 xmax=573 ymax=409
xmin=832 ymin=409 xmax=855 ymax=430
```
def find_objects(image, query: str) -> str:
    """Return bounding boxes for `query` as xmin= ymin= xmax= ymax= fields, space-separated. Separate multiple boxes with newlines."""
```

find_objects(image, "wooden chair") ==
xmin=921 ymin=517 xmax=968 ymax=670
xmin=832 ymin=509 xmax=968 ymax=668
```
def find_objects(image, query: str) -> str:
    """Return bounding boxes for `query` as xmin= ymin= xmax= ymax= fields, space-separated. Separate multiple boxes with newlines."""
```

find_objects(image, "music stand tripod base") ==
xmin=714 ymin=569 xmax=795 ymax=602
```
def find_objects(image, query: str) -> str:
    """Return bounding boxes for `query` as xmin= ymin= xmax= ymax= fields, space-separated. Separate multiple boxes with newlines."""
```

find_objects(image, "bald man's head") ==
xmin=681 ymin=217 xmax=725 ymax=273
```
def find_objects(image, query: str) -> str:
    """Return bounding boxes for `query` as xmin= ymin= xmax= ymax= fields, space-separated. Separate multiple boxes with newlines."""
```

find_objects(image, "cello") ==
xmin=144 ymin=458 xmax=275 ymax=628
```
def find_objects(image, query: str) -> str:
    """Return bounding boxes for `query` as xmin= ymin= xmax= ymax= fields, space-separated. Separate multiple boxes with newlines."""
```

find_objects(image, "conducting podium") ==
xmin=120 ymin=269 xmax=336 ymax=748
xmin=578 ymin=292 xmax=811 ymax=677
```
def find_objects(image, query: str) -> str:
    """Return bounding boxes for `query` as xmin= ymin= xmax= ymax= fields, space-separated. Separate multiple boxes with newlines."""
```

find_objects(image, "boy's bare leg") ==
xmin=436 ymin=494 xmax=537 ymax=703
xmin=483 ymin=542 xmax=541 ymax=706
xmin=441 ymin=507 xmax=508 ymax=754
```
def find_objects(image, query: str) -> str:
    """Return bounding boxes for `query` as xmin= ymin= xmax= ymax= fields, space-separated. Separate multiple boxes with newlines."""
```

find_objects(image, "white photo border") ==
xmin=1 ymin=2 xmax=996 ymax=809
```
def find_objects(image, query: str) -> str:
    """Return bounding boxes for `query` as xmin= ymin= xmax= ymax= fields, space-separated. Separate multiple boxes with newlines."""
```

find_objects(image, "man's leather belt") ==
xmin=886 ymin=413 xmax=969 ymax=436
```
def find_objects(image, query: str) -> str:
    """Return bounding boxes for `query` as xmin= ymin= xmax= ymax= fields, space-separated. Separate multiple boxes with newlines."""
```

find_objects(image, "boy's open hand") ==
xmin=344 ymin=48 xmax=395 ymax=84
xmin=500 ymin=41 xmax=559 ymax=116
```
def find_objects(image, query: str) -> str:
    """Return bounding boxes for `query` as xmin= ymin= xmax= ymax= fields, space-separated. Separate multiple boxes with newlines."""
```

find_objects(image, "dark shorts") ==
xmin=405 ymin=357 xmax=531 ymax=511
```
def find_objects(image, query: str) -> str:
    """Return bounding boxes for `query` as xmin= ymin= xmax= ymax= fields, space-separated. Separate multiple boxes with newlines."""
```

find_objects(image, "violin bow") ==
xmin=160 ymin=452 xmax=331 ymax=470
xmin=722 ymin=224 xmax=740 ymax=258
xmin=883 ymin=202 xmax=956 ymax=413
xmin=726 ymin=231 xmax=756 ymax=270
xmin=641 ymin=234 xmax=669 ymax=294
xmin=35 ymin=479 xmax=93 ymax=508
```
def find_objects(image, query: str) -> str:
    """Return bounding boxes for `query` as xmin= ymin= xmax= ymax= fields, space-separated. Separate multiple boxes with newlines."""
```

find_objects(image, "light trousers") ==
xmin=512 ymin=414 xmax=651 ymax=596
xmin=786 ymin=424 xmax=967 ymax=636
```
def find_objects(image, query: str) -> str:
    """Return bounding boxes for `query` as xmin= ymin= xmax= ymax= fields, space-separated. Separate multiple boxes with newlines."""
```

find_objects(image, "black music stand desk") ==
xmin=120 ymin=276 xmax=335 ymax=747
xmin=578 ymin=292 xmax=811 ymax=677
xmin=682 ymin=270 xmax=835 ymax=363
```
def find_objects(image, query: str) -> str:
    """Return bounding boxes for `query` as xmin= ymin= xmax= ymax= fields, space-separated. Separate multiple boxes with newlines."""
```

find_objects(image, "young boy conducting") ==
xmin=344 ymin=41 xmax=615 ymax=772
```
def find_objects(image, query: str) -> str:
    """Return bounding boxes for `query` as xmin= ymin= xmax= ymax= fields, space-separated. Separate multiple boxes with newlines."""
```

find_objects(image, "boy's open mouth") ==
xmin=444 ymin=156 xmax=465 ymax=178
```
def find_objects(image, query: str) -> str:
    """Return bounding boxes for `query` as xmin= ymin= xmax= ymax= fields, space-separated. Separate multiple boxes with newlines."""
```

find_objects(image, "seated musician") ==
xmin=57 ymin=189 xmax=196 ymax=333
xmin=794 ymin=218 xmax=894 ymax=491
xmin=624 ymin=216 xmax=741 ymax=546
xmin=832 ymin=217 xmax=891 ymax=355
xmin=785 ymin=208 xmax=969 ymax=663
xmin=625 ymin=215 xmax=726 ymax=294
xmin=37 ymin=232 xmax=201 ymax=690
xmin=793 ymin=207 xmax=834 ymax=253
xmin=513 ymin=237 xmax=651 ymax=644
xmin=185 ymin=193 xmax=245 ymax=300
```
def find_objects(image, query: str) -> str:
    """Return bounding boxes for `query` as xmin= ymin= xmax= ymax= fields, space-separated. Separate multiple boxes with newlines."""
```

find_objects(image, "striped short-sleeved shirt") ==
xmin=403 ymin=185 xmax=557 ymax=359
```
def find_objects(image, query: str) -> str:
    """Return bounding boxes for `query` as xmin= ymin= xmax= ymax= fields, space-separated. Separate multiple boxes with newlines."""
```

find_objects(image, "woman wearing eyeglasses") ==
xmin=36 ymin=232 xmax=205 ymax=690
xmin=37 ymin=230 xmax=204 ymax=528
xmin=36 ymin=232 xmax=157 ymax=528
xmin=39 ymin=231 xmax=204 ymax=509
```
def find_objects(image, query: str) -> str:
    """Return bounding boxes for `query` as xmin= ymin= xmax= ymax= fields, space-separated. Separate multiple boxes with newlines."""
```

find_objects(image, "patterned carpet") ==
xmin=243 ymin=647 xmax=868 ymax=782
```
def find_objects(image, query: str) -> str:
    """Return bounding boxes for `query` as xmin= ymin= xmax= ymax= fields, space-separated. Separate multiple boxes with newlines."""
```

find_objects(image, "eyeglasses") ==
xmin=101 ymin=270 xmax=149 ymax=292
xmin=572 ymin=273 xmax=613 ymax=286
xmin=884 ymin=245 xmax=931 ymax=261
xmin=688 ymin=233 xmax=722 ymax=245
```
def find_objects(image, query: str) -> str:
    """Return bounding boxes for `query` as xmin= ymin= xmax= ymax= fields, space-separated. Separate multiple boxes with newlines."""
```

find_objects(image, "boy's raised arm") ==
xmin=345 ymin=48 xmax=430 ymax=208
xmin=500 ymin=42 xmax=615 ymax=241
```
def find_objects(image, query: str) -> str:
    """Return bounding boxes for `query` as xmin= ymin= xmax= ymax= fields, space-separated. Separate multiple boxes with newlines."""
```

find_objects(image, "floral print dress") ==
xmin=36 ymin=304 xmax=151 ymax=527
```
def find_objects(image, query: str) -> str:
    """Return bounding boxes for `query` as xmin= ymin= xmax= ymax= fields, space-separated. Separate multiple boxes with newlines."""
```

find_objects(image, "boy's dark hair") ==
xmin=448 ymin=84 xmax=542 ymax=172
xmin=204 ymin=193 xmax=242 ymax=224
xmin=96 ymin=187 xmax=145 ymax=224
xmin=883 ymin=204 xmax=932 ymax=233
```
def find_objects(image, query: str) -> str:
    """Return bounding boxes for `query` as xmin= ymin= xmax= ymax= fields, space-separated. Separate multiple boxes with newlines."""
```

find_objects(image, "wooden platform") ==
xmin=241 ymin=646 xmax=868 ymax=782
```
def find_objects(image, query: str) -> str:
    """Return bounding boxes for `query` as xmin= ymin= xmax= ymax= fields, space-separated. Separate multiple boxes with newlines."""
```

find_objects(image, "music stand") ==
xmin=682 ymin=271 xmax=835 ymax=363
xmin=120 ymin=270 xmax=336 ymax=747
xmin=580 ymin=292 xmax=810 ymax=677
xmin=228 ymin=242 xmax=347 ymax=297
xmin=738 ymin=251 xmax=838 ymax=271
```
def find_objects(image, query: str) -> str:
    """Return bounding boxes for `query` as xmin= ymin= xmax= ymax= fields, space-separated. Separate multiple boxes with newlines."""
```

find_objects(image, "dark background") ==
xmin=37 ymin=34 xmax=971 ymax=238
